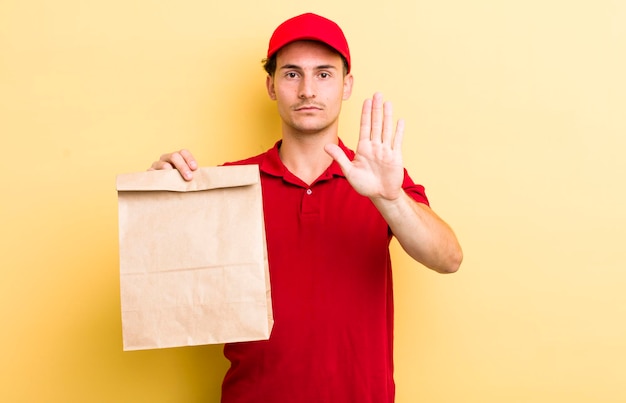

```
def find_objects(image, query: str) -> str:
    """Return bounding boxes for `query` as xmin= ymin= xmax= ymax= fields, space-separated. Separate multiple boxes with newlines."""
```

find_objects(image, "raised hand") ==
xmin=324 ymin=92 xmax=405 ymax=200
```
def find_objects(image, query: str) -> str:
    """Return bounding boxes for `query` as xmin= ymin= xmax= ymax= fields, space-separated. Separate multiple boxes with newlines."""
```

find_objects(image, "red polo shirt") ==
xmin=221 ymin=139 xmax=428 ymax=403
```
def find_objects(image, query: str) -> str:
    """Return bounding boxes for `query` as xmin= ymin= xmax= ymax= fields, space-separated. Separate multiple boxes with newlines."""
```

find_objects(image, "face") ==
xmin=266 ymin=41 xmax=353 ymax=136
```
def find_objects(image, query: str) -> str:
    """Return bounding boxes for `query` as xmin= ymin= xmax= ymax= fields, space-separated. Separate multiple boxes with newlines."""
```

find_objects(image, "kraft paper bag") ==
xmin=116 ymin=165 xmax=273 ymax=351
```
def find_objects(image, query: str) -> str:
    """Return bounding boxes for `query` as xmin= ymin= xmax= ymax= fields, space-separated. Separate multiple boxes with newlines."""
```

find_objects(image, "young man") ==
xmin=150 ymin=13 xmax=462 ymax=403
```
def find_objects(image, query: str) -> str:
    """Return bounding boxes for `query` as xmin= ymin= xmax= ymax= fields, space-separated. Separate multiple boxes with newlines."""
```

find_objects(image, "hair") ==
xmin=262 ymin=55 xmax=277 ymax=76
xmin=262 ymin=48 xmax=349 ymax=77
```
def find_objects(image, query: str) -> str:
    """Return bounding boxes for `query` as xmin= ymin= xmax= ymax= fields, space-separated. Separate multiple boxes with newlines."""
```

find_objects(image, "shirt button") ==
xmin=306 ymin=189 xmax=313 ymax=195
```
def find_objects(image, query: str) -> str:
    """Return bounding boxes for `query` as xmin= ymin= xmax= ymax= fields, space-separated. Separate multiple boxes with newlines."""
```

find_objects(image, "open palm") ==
xmin=325 ymin=93 xmax=405 ymax=201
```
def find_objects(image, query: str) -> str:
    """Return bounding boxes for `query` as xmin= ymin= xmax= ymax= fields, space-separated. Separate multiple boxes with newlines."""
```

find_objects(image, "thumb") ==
xmin=324 ymin=143 xmax=352 ymax=171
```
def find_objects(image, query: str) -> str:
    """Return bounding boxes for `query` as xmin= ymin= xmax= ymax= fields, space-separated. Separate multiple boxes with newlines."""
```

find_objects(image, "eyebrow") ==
xmin=279 ymin=64 xmax=338 ymax=71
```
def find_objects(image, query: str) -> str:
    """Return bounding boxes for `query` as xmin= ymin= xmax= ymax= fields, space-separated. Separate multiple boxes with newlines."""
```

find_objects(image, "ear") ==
xmin=342 ymin=74 xmax=354 ymax=100
xmin=266 ymin=75 xmax=277 ymax=100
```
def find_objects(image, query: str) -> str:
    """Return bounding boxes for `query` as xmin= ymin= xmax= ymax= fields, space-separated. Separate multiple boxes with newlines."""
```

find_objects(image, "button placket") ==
xmin=301 ymin=187 xmax=319 ymax=216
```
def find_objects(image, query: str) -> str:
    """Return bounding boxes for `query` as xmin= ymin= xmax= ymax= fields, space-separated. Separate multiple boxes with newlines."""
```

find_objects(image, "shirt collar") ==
xmin=259 ymin=139 xmax=354 ymax=181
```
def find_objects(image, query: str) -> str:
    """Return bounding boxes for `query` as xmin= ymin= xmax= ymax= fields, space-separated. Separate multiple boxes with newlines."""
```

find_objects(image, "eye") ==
xmin=285 ymin=72 xmax=299 ymax=79
xmin=319 ymin=72 xmax=331 ymax=79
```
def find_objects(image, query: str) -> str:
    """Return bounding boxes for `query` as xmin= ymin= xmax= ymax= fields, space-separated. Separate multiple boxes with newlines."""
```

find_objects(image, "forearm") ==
xmin=371 ymin=191 xmax=463 ymax=273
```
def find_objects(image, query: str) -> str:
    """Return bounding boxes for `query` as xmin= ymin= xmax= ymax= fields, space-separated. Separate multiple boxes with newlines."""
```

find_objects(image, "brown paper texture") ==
xmin=116 ymin=165 xmax=273 ymax=351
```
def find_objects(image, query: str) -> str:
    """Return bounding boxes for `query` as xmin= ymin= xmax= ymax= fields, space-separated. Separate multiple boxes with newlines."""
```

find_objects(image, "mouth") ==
xmin=294 ymin=104 xmax=323 ymax=112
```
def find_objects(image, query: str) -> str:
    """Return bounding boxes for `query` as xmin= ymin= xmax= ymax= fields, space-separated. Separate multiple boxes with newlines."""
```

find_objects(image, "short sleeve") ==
xmin=402 ymin=169 xmax=429 ymax=206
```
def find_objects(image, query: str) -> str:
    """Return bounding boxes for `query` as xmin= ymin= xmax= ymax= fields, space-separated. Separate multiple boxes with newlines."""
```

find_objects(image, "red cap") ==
xmin=267 ymin=13 xmax=351 ymax=73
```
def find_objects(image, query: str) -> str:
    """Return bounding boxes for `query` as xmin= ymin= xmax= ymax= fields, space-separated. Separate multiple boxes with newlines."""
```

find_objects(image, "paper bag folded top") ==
xmin=116 ymin=165 xmax=273 ymax=351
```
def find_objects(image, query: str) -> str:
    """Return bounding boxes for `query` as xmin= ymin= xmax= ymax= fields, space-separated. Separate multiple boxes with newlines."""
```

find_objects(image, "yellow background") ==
xmin=1 ymin=0 xmax=625 ymax=402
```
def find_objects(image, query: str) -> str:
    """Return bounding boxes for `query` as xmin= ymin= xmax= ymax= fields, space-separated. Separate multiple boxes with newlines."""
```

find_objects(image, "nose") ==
xmin=298 ymin=75 xmax=315 ymax=99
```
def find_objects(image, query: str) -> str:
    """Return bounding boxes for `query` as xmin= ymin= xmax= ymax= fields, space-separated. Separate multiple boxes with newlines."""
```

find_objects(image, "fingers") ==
xmin=382 ymin=99 xmax=394 ymax=145
xmin=324 ymin=143 xmax=352 ymax=172
xmin=148 ymin=160 xmax=173 ymax=170
xmin=148 ymin=149 xmax=197 ymax=181
xmin=359 ymin=98 xmax=373 ymax=142
xmin=393 ymin=118 xmax=405 ymax=152
xmin=361 ymin=92 xmax=401 ymax=148
xmin=370 ymin=93 xmax=384 ymax=143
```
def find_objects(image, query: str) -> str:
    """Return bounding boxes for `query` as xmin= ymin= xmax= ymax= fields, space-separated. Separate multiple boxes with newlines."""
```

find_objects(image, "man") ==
xmin=150 ymin=12 xmax=462 ymax=403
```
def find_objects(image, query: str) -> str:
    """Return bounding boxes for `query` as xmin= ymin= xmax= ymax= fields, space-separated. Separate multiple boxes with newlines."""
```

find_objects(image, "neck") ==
xmin=279 ymin=127 xmax=339 ymax=185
